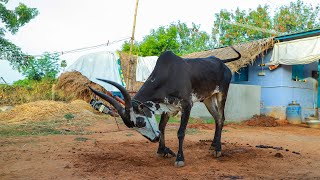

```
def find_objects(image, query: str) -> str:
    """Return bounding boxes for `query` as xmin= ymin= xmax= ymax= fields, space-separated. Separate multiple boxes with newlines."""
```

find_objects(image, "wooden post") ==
xmin=126 ymin=0 xmax=139 ymax=91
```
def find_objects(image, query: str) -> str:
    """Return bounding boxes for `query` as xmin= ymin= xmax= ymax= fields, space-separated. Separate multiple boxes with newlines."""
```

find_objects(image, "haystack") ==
xmin=0 ymin=100 xmax=95 ymax=124
xmin=183 ymin=38 xmax=274 ymax=73
xmin=55 ymin=71 xmax=108 ymax=102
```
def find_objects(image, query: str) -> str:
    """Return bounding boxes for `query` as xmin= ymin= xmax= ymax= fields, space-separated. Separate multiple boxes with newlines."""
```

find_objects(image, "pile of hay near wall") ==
xmin=183 ymin=37 xmax=274 ymax=73
xmin=55 ymin=71 xmax=108 ymax=102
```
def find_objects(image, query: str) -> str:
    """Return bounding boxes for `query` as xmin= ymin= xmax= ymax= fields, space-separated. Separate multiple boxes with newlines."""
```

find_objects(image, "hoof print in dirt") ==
xmin=175 ymin=161 xmax=185 ymax=167
xmin=275 ymin=153 xmax=283 ymax=158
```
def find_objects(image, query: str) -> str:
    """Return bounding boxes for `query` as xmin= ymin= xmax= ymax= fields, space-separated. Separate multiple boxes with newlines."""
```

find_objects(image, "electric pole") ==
xmin=127 ymin=0 xmax=139 ymax=91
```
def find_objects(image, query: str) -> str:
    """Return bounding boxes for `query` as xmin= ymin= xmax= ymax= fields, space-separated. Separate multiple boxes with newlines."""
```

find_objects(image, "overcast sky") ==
xmin=3 ymin=0 xmax=320 ymax=66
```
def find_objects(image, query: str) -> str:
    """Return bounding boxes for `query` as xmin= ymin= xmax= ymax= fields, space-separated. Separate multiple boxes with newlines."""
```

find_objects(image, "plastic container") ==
xmin=286 ymin=101 xmax=302 ymax=124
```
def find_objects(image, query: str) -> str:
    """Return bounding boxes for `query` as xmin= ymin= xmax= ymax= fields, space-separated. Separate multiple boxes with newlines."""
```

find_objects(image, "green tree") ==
xmin=21 ymin=53 xmax=61 ymax=81
xmin=0 ymin=0 xmax=38 ymax=69
xmin=212 ymin=1 xmax=320 ymax=47
xmin=274 ymin=0 xmax=320 ymax=33
xmin=121 ymin=21 xmax=213 ymax=56
xmin=212 ymin=5 xmax=273 ymax=47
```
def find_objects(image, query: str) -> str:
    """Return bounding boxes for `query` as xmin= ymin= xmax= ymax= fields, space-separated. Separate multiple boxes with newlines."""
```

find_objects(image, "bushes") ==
xmin=0 ymin=78 xmax=67 ymax=106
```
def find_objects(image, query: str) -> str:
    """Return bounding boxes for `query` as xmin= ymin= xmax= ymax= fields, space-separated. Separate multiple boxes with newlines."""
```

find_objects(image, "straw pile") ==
xmin=183 ymin=38 xmax=274 ymax=73
xmin=55 ymin=71 xmax=108 ymax=102
xmin=0 ymin=100 xmax=95 ymax=124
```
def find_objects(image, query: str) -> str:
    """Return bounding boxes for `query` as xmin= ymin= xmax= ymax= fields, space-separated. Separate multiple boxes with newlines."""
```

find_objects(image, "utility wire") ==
xmin=60 ymin=37 xmax=131 ymax=55
xmin=0 ymin=36 xmax=131 ymax=59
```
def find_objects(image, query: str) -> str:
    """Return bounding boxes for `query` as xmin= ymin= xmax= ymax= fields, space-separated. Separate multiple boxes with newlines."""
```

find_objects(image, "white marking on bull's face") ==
xmin=129 ymin=108 xmax=160 ymax=142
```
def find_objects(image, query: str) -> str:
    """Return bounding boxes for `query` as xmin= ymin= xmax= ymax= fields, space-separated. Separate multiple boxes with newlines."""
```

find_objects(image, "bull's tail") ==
xmin=222 ymin=46 xmax=241 ymax=63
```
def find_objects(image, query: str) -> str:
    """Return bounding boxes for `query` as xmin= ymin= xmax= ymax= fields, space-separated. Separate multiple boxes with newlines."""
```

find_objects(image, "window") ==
xmin=292 ymin=65 xmax=304 ymax=81
xmin=234 ymin=66 xmax=249 ymax=82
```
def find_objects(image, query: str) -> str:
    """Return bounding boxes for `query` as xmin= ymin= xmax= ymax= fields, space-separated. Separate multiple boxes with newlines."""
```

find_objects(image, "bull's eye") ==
xmin=136 ymin=117 xmax=146 ymax=128
xmin=138 ymin=104 xmax=143 ymax=111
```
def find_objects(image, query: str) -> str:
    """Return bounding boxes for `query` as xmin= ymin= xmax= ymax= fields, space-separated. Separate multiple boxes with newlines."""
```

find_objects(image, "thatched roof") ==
xmin=183 ymin=37 xmax=275 ymax=73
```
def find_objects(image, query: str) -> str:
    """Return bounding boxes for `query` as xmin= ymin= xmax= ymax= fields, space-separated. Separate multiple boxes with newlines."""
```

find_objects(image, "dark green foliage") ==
xmin=0 ymin=0 xmax=38 ymax=71
xmin=274 ymin=0 xmax=320 ymax=33
xmin=21 ymin=53 xmax=61 ymax=81
xmin=64 ymin=113 xmax=75 ymax=120
xmin=121 ymin=21 xmax=213 ymax=56
xmin=213 ymin=5 xmax=274 ymax=46
xmin=213 ymin=1 xmax=320 ymax=47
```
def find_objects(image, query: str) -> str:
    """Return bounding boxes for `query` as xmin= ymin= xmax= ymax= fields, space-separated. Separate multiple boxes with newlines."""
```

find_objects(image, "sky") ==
xmin=1 ymin=0 xmax=320 ymax=80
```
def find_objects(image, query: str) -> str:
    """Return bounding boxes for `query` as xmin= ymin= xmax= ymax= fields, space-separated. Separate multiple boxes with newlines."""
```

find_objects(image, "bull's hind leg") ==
xmin=204 ymin=93 xmax=227 ymax=158
xmin=157 ymin=112 xmax=176 ymax=157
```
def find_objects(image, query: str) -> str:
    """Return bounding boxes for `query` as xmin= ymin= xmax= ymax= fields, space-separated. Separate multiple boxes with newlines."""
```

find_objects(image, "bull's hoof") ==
xmin=174 ymin=161 xmax=185 ymax=167
xmin=213 ymin=150 xmax=222 ymax=158
xmin=157 ymin=147 xmax=176 ymax=158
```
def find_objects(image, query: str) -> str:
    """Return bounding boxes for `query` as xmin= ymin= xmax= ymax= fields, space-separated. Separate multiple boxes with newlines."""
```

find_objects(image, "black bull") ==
xmin=89 ymin=47 xmax=241 ymax=167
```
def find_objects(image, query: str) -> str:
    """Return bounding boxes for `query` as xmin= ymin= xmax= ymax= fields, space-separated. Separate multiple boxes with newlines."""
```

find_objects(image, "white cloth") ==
xmin=136 ymin=56 xmax=158 ymax=82
xmin=270 ymin=35 xmax=320 ymax=65
xmin=65 ymin=51 xmax=125 ymax=92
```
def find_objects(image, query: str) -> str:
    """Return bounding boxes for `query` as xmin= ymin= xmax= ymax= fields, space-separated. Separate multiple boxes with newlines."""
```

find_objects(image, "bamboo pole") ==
xmin=126 ymin=0 xmax=139 ymax=91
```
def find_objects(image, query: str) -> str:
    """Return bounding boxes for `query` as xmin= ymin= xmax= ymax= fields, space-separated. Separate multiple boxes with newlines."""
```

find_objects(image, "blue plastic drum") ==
xmin=286 ymin=101 xmax=302 ymax=124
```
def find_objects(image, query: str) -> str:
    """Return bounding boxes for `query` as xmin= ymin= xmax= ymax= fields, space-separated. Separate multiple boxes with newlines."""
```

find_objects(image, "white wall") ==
xmin=190 ymin=84 xmax=261 ymax=122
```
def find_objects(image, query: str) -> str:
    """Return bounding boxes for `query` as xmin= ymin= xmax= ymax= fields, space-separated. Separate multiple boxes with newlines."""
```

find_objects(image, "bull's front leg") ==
xmin=175 ymin=101 xmax=192 ymax=167
xmin=157 ymin=112 xmax=176 ymax=157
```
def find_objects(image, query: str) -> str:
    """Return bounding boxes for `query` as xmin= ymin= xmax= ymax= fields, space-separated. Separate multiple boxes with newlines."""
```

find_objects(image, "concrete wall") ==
xmin=232 ymin=50 xmax=318 ymax=121
xmin=190 ymin=84 xmax=261 ymax=122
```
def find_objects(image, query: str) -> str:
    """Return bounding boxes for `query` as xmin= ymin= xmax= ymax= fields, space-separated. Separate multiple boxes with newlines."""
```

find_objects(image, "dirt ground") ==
xmin=1 ymin=115 xmax=320 ymax=179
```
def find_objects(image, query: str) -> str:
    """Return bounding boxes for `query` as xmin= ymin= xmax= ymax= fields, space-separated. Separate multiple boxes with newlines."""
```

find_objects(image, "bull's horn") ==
xmin=88 ymin=86 xmax=133 ymax=128
xmin=97 ymin=79 xmax=132 ymax=110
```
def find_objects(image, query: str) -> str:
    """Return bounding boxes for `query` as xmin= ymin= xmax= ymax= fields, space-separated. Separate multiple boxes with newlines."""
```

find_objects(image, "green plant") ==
xmin=121 ymin=21 xmax=213 ymax=56
xmin=21 ymin=53 xmax=61 ymax=81
xmin=0 ymin=1 xmax=38 ymax=69
xmin=64 ymin=113 xmax=75 ymax=120
xmin=74 ymin=137 xmax=89 ymax=142
xmin=212 ymin=1 xmax=320 ymax=47
xmin=204 ymin=118 xmax=215 ymax=124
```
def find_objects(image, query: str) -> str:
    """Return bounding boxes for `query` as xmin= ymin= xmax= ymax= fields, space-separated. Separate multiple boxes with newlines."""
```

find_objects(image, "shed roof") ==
xmin=275 ymin=28 xmax=320 ymax=42
xmin=183 ymin=38 xmax=274 ymax=73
